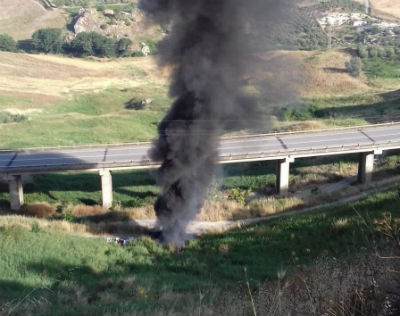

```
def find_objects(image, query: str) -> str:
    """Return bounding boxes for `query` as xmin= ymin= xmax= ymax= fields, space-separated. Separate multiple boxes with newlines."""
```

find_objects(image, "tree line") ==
xmin=0 ymin=28 xmax=134 ymax=58
xmin=357 ymin=45 xmax=400 ymax=59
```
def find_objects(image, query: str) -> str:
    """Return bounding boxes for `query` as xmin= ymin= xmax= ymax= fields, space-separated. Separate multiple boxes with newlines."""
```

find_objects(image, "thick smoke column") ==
xmin=140 ymin=0 xmax=294 ymax=247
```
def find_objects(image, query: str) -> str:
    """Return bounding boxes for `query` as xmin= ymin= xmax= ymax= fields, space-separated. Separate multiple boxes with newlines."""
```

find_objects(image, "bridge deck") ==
xmin=1 ymin=123 xmax=400 ymax=174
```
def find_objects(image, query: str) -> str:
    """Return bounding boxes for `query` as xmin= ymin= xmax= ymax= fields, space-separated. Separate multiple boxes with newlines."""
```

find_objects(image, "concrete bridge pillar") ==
xmin=358 ymin=151 xmax=379 ymax=184
xmin=9 ymin=175 xmax=24 ymax=210
xmin=100 ymin=169 xmax=113 ymax=209
xmin=276 ymin=157 xmax=294 ymax=195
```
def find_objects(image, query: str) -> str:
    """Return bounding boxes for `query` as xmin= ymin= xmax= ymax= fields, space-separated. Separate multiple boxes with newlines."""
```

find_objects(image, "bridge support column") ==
xmin=100 ymin=169 xmax=113 ymax=209
xmin=276 ymin=157 xmax=294 ymax=195
xmin=9 ymin=175 xmax=24 ymax=210
xmin=358 ymin=151 xmax=378 ymax=185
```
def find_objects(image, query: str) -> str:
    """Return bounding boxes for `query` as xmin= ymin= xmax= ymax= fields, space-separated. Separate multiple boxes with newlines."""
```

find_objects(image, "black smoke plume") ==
xmin=139 ymin=0 xmax=297 ymax=247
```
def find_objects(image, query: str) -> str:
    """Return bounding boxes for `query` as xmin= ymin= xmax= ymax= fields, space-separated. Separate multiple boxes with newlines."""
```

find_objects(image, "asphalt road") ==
xmin=1 ymin=123 xmax=400 ymax=174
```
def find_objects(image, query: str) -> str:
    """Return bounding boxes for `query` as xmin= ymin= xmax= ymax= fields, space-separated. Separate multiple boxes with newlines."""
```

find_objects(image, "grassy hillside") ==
xmin=1 ymin=49 xmax=400 ymax=148
xmin=0 ymin=0 xmax=66 ymax=40
xmin=0 ymin=188 xmax=398 ymax=315
xmin=0 ymin=52 xmax=170 ymax=148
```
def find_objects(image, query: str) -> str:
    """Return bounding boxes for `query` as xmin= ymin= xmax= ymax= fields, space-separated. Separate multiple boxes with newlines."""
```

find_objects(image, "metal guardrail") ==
xmin=1 ymin=135 xmax=400 ymax=174
xmin=1 ymin=121 xmax=399 ymax=153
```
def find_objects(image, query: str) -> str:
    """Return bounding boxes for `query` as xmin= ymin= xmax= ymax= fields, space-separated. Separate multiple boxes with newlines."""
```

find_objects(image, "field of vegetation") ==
xmin=1 ymin=151 xmax=399 ymax=223
xmin=1 ymin=48 xmax=400 ymax=148
xmin=0 ymin=52 xmax=169 ymax=148
xmin=0 ymin=188 xmax=399 ymax=315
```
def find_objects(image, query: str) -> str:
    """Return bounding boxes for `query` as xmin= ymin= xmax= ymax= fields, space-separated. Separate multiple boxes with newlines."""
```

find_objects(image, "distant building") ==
xmin=103 ymin=9 xmax=115 ymax=17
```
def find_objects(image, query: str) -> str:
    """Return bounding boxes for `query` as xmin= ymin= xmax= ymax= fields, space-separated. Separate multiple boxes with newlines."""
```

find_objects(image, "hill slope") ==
xmin=354 ymin=0 xmax=400 ymax=20
xmin=0 ymin=0 xmax=66 ymax=40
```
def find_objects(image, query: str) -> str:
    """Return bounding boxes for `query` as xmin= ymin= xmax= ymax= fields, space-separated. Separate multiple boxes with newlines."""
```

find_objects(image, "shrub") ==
xmin=386 ymin=47 xmax=396 ymax=59
xmin=357 ymin=45 xmax=368 ymax=58
xmin=227 ymin=188 xmax=251 ymax=204
xmin=63 ymin=210 xmax=74 ymax=222
xmin=368 ymin=46 xmax=378 ymax=58
xmin=346 ymin=56 xmax=362 ymax=77
xmin=70 ymin=32 xmax=93 ymax=56
xmin=0 ymin=112 xmax=27 ymax=124
xmin=125 ymin=98 xmax=146 ymax=110
xmin=377 ymin=48 xmax=386 ymax=58
xmin=132 ymin=50 xmax=145 ymax=57
xmin=31 ymin=221 xmax=40 ymax=233
xmin=0 ymin=34 xmax=17 ymax=52
xmin=32 ymin=28 xmax=63 ymax=54
xmin=116 ymin=38 xmax=132 ymax=56
xmin=70 ymin=32 xmax=117 ymax=57
xmin=282 ymin=104 xmax=323 ymax=121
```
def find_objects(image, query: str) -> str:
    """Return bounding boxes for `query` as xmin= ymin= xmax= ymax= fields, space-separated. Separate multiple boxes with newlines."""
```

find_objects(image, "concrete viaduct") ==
xmin=1 ymin=123 xmax=400 ymax=210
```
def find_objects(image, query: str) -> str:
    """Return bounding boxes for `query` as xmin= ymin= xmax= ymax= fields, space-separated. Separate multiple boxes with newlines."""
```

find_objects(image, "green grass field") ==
xmin=0 ymin=87 xmax=169 ymax=148
xmin=0 ymin=188 xmax=398 ymax=315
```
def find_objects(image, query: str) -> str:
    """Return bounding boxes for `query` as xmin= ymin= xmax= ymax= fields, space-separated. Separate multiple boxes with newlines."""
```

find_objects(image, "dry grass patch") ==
xmin=302 ymin=50 xmax=371 ymax=97
xmin=198 ymin=197 xmax=304 ymax=221
xmin=0 ymin=215 xmax=91 ymax=236
xmin=70 ymin=205 xmax=108 ymax=217
xmin=21 ymin=202 xmax=57 ymax=218
xmin=0 ymin=0 xmax=65 ymax=40
xmin=354 ymin=0 xmax=400 ymax=20
xmin=275 ymin=119 xmax=328 ymax=132
xmin=0 ymin=52 xmax=168 ymax=98
xmin=121 ymin=206 xmax=156 ymax=220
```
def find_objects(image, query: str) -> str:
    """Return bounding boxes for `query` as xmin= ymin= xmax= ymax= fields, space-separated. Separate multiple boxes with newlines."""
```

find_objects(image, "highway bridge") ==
xmin=1 ymin=123 xmax=400 ymax=210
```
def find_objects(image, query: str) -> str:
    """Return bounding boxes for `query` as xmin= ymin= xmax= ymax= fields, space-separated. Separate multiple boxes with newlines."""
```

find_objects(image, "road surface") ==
xmin=1 ymin=123 xmax=400 ymax=174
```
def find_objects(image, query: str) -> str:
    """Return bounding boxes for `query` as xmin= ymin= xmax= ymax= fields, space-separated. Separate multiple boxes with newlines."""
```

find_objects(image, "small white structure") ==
xmin=103 ymin=9 xmax=115 ymax=17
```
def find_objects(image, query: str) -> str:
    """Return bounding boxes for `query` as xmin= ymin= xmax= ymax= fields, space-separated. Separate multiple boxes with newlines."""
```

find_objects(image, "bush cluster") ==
xmin=346 ymin=56 xmax=362 ymax=77
xmin=32 ymin=28 xmax=63 ymax=54
xmin=0 ymin=28 xmax=134 ymax=58
xmin=0 ymin=112 xmax=27 ymax=124
xmin=0 ymin=34 xmax=17 ymax=52
xmin=357 ymin=45 xmax=400 ymax=60
xmin=282 ymin=104 xmax=323 ymax=121
xmin=319 ymin=0 xmax=365 ymax=11
xmin=68 ymin=32 xmax=132 ymax=57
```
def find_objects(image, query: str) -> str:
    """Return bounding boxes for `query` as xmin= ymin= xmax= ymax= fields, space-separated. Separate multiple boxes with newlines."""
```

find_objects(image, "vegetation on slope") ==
xmin=0 ymin=188 xmax=398 ymax=315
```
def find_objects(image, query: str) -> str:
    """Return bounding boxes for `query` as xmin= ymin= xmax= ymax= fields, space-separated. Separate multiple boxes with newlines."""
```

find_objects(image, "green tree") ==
xmin=377 ymin=48 xmax=386 ymax=58
xmin=0 ymin=34 xmax=17 ymax=52
xmin=357 ymin=45 xmax=368 ymax=58
xmin=90 ymin=32 xmax=116 ymax=57
xmin=70 ymin=32 xmax=93 ymax=56
xmin=386 ymin=47 xmax=396 ymax=59
xmin=346 ymin=56 xmax=362 ymax=77
xmin=116 ymin=38 xmax=132 ymax=56
xmin=368 ymin=46 xmax=378 ymax=58
xmin=32 ymin=28 xmax=63 ymax=53
xmin=70 ymin=32 xmax=117 ymax=57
